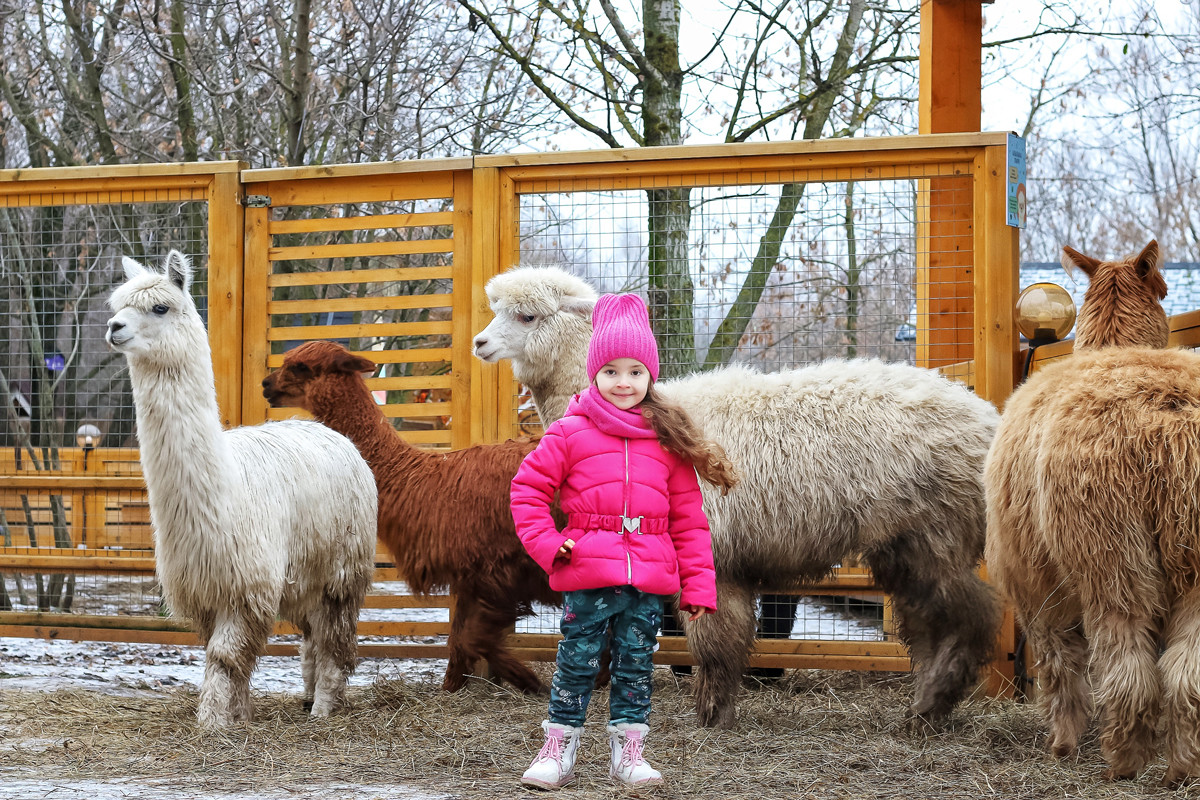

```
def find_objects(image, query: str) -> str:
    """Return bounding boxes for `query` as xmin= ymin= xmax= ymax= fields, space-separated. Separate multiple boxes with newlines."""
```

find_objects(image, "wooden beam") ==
xmin=919 ymin=0 xmax=983 ymax=135
xmin=451 ymin=169 xmax=475 ymax=451
xmin=916 ymin=0 xmax=983 ymax=368
xmin=208 ymin=167 xmax=247 ymax=427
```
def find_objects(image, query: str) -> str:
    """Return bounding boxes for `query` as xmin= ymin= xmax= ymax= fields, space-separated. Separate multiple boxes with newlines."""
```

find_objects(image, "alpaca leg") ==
xmin=995 ymin=539 xmax=1091 ymax=759
xmin=867 ymin=534 xmax=999 ymax=721
xmin=690 ymin=580 xmax=756 ymax=729
xmin=1161 ymin=590 xmax=1200 ymax=787
xmin=198 ymin=611 xmax=270 ymax=728
xmin=1089 ymin=604 xmax=1161 ymax=781
xmin=307 ymin=594 xmax=360 ymax=717
xmin=297 ymin=619 xmax=316 ymax=711
xmin=473 ymin=593 xmax=545 ymax=695
xmin=444 ymin=592 xmax=482 ymax=692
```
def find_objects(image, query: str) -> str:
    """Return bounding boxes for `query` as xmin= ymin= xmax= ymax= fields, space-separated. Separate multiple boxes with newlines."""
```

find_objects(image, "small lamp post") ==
xmin=1015 ymin=282 xmax=1077 ymax=381
xmin=76 ymin=423 xmax=102 ymax=469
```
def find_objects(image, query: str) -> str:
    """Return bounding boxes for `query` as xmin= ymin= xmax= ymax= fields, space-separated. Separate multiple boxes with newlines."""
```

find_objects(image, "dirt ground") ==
xmin=5 ymin=663 xmax=1200 ymax=800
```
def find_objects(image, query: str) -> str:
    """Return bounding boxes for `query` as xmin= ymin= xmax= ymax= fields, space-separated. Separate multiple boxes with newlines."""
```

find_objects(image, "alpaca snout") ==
xmin=473 ymin=336 xmax=497 ymax=361
xmin=105 ymin=318 xmax=129 ymax=347
xmin=261 ymin=375 xmax=279 ymax=404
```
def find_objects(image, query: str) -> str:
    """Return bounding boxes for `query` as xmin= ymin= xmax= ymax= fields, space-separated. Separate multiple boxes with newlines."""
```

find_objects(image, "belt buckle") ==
xmin=621 ymin=515 xmax=642 ymax=534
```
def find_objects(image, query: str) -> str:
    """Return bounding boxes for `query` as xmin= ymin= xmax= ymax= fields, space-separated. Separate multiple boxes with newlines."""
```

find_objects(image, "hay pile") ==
xmin=0 ymin=665 xmax=1191 ymax=798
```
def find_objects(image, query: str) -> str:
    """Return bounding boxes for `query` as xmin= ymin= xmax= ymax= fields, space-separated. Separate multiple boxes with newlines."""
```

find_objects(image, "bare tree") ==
xmin=457 ymin=0 xmax=920 ymax=373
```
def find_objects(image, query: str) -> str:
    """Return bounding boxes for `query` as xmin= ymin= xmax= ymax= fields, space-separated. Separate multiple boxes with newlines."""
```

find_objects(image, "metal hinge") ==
xmin=243 ymin=194 xmax=271 ymax=208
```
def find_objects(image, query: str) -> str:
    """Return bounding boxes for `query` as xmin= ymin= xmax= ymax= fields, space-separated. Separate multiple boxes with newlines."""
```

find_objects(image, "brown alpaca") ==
xmin=986 ymin=240 xmax=1200 ymax=786
xmin=262 ymin=340 xmax=559 ymax=695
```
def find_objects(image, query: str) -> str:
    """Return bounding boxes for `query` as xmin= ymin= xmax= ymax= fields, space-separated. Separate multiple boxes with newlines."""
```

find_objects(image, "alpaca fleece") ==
xmin=262 ymin=340 xmax=561 ymax=694
xmin=107 ymin=251 xmax=376 ymax=729
xmin=474 ymin=266 xmax=1001 ymax=729
xmin=986 ymin=240 xmax=1200 ymax=786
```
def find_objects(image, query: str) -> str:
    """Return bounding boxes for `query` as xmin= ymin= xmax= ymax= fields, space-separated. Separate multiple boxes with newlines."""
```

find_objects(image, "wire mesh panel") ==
xmin=504 ymin=162 xmax=976 ymax=654
xmin=0 ymin=195 xmax=208 ymax=616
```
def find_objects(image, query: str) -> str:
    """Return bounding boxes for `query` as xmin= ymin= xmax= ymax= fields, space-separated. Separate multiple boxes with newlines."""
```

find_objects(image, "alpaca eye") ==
xmin=519 ymin=314 xmax=537 ymax=324
xmin=152 ymin=304 xmax=170 ymax=315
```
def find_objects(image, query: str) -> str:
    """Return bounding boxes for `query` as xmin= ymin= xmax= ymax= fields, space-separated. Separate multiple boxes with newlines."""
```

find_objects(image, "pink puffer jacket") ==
xmin=510 ymin=387 xmax=717 ymax=610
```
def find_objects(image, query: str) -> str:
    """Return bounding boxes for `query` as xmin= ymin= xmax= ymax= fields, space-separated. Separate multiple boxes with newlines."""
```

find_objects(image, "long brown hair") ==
xmin=639 ymin=384 xmax=739 ymax=495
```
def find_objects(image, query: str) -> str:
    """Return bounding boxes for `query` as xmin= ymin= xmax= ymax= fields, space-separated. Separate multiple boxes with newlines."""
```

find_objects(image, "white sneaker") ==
xmin=607 ymin=722 xmax=664 ymax=786
xmin=521 ymin=720 xmax=582 ymax=789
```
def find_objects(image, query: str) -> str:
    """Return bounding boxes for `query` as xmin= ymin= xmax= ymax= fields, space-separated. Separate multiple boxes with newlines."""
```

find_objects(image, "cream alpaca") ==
xmin=474 ymin=266 xmax=1001 ymax=729
xmin=986 ymin=240 xmax=1200 ymax=786
xmin=106 ymin=251 xmax=377 ymax=728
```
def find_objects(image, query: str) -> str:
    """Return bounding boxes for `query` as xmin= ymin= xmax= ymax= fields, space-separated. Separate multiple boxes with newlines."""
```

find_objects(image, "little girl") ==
xmin=510 ymin=292 xmax=738 ymax=789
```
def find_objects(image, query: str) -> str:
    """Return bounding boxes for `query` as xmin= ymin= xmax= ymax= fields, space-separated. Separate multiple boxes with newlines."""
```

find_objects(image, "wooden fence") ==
xmin=0 ymin=133 xmax=1025 ymax=688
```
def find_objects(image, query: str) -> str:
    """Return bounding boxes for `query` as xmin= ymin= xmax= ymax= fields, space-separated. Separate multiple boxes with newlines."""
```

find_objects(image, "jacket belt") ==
xmin=567 ymin=513 xmax=670 ymax=534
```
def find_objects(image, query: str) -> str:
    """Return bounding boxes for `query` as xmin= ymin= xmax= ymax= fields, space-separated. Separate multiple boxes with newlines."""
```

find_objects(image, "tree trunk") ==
xmin=286 ymin=0 xmax=313 ymax=166
xmin=642 ymin=0 xmax=695 ymax=377
xmin=169 ymin=0 xmax=200 ymax=162
xmin=844 ymin=181 xmax=861 ymax=358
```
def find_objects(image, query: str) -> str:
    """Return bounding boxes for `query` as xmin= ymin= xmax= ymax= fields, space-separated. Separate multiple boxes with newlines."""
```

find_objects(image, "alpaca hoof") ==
xmin=302 ymin=699 xmax=314 ymax=712
xmin=1101 ymin=766 xmax=1138 ymax=782
xmin=1049 ymin=742 xmax=1076 ymax=760
xmin=1161 ymin=766 xmax=1195 ymax=789
xmin=902 ymin=714 xmax=940 ymax=738
xmin=695 ymin=702 xmax=736 ymax=729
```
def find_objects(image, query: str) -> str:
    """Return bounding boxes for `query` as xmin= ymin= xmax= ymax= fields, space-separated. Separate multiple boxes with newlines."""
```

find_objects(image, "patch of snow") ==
xmin=0 ymin=778 xmax=448 ymax=800
xmin=0 ymin=638 xmax=448 ymax=696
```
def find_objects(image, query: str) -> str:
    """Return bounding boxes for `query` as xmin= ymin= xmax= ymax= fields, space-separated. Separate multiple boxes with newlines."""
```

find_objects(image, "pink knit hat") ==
xmin=587 ymin=293 xmax=660 ymax=383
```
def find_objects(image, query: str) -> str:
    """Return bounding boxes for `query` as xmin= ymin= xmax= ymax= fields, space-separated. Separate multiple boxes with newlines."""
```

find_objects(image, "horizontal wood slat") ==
xmin=268 ymin=238 xmax=453 ymax=261
xmin=268 ymin=294 xmax=452 ymax=315
xmin=267 ymin=266 xmax=452 ymax=287
xmin=266 ymin=348 xmax=450 ymax=368
xmin=269 ymin=211 xmax=454 ymax=234
xmin=265 ymin=320 xmax=453 ymax=340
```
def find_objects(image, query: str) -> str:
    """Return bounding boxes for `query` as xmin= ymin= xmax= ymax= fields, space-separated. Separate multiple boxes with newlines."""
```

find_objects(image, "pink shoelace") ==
xmin=536 ymin=731 xmax=564 ymax=765
xmin=619 ymin=732 xmax=646 ymax=769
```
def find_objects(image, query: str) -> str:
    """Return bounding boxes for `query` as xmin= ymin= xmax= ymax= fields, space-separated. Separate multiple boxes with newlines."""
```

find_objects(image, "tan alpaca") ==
xmin=986 ymin=240 xmax=1200 ymax=786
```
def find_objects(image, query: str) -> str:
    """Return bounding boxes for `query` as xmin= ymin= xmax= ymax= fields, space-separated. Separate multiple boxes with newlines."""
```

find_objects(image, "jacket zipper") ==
xmin=623 ymin=438 xmax=632 ymax=584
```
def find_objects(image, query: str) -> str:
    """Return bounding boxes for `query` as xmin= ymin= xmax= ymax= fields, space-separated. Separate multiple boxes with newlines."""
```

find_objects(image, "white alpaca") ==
xmin=474 ymin=266 xmax=1001 ymax=729
xmin=106 ymin=250 xmax=377 ymax=728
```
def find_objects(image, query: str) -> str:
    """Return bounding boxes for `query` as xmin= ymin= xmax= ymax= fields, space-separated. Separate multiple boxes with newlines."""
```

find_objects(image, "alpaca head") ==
xmin=472 ymin=266 xmax=597 ymax=368
xmin=106 ymin=250 xmax=206 ymax=365
xmin=1064 ymin=239 xmax=1168 ymax=351
xmin=262 ymin=340 xmax=377 ymax=414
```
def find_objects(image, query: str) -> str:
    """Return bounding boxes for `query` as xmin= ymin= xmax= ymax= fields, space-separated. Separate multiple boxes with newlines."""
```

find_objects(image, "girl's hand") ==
xmin=683 ymin=605 xmax=715 ymax=622
xmin=555 ymin=538 xmax=576 ymax=563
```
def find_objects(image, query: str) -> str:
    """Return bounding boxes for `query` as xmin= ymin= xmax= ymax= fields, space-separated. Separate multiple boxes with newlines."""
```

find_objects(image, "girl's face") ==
xmin=594 ymin=358 xmax=650 ymax=410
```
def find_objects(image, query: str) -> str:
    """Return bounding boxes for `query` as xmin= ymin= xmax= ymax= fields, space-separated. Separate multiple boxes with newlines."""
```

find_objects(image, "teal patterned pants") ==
xmin=548 ymin=585 xmax=663 ymax=727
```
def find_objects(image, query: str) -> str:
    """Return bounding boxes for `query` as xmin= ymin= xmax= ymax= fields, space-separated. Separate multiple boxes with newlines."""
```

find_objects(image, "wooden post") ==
xmin=916 ymin=0 xmax=982 ymax=371
xmin=497 ymin=171 xmax=520 ymax=439
xmin=973 ymin=145 xmax=1019 ymax=410
xmin=207 ymin=165 xmax=247 ymax=428
xmin=470 ymin=167 xmax=502 ymax=445
xmin=451 ymin=170 xmax=476 ymax=451
xmin=241 ymin=202 xmax=272 ymax=425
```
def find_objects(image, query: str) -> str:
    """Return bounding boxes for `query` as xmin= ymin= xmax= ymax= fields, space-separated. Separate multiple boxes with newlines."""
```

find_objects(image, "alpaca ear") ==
xmin=1134 ymin=239 xmax=1167 ymax=300
xmin=121 ymin=256 xmax=148 ymax=281
xmin=1060 ymin=245 xmax=1102 ymax=280
xmin=163 ymin=250 xmax=192 ymax=292
xmin=333 ymin=350 xmax=377 ymax=376
xmin=561 ymin=294 xmax=596 ymax=319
